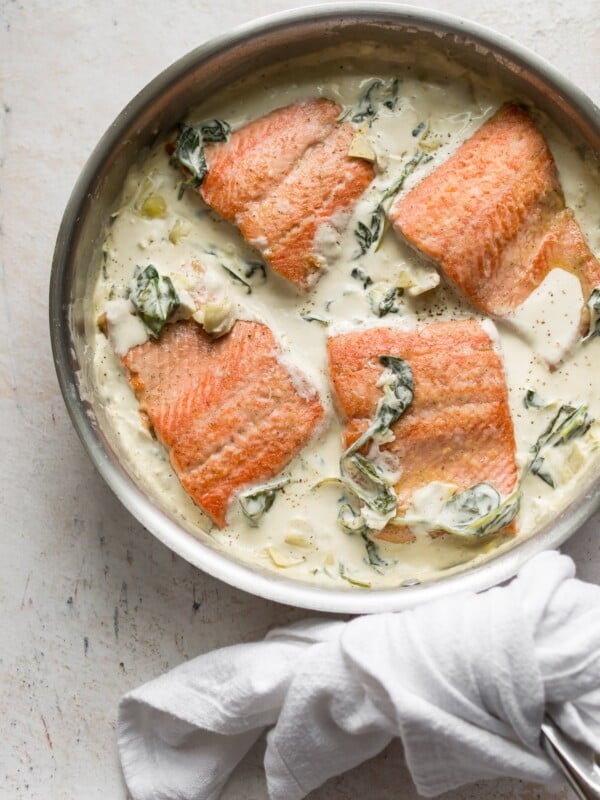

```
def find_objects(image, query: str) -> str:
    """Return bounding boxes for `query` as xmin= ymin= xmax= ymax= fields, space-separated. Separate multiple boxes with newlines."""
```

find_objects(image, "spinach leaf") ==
xmin=172 ymin=119 xmax=231 ymax=191
xmin=337 ymin=503 xmax=390 ymax=572
xmin=526 ymin=403 xmax=593 ymax=488
xmin=346 ymin=356 xmax=414 ymax=458
xmin=354 ymin=209 xmax=383 ymax=256
xmin=380 ymin=150 xmax=433 ymax=205
xmin=583 ymin=286 xmax=600 ymax=342
xmin=368 ymin=285 xmax=401 ymax=317
xmin=300 ymin=314 xmax=329 ymax=326
xmin=199 ymin=119 xmax=231 ymax=143
xmin=390 ymin=401 xmax=595 ymax=538
xmin=338 ymin=502 xmax=367 ymax=533
xmin=130 ymin=265 xmax=179 ymax=339
xmin=523 ymin=389 xmax=549 ymax=409
xmin=360 ymin=530 xmax=390 ymax=571
xmin=352 ymin=78 xmax=399 ymax=126
xmin=390 ymin=482 xmax=522 ymax=539
xmin=338 ymin=562 xmax=372 ymax=588
xmin=531 ymin=403 xmax=593 ymax=454
xmin=238 ymin=477 xmax=289 ymax=527
xmin=243 ymin=261 xmax=267 ymax=283
xmin=523 ymin=392 xmax=594 ymax=474
xmin=354 ymin=151 xmax=432 ymax=256
xmin=334 ymin=357 xmax=413 ymax=530
xmin=220 ymin=264 xmax=252 ymax=294
xmin=172 ymin=125 xmax=208 ymax=188
xmin=351 ymin=266 xmax=373 ymax=289
xmin=439 ymin=483 xmax=521 ymax=537
xmin=529 ymin=456 xmax=556 ymax=488
xmin=341 ymin=452 xmax=398 ymax=518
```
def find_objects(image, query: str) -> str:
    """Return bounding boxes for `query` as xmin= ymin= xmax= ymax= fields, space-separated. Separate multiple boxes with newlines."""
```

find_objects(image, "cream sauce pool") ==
xmin=90 ymin=45 xmax=600 ymax=590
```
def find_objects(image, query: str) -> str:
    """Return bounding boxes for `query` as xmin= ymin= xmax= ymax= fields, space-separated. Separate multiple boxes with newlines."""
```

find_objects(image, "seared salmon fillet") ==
xmin=199 ymin=99 xmax=375 ymax=291
xmin=122 ymin=319 xmax=324 ymax=527
xmin=201 ymin=99 xmax=341 ymax=220
xmin=327 ymin=319 xmax=518 ymax=542
xmin=390 ymin=104 xmax=600 ymax=316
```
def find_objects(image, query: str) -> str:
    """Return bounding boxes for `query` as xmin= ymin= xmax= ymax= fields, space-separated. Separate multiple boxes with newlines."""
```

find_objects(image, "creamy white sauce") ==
xmin=89 ymin=44 xmax=600 ymax=590
xmin=504 ymin=269 xmax=584 ymax=367
xmin=105 ymin=298 xmax=148 ymax=356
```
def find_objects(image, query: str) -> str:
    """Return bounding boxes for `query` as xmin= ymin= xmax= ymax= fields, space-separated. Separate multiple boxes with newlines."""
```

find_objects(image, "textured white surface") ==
xmin=0 ymin=1 xmax=598 ymax=799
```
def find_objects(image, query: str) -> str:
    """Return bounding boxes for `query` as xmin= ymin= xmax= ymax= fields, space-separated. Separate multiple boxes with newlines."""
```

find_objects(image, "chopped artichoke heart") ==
xmin=265 ymin=547 xmax=306 ymax=568
xmin=368 ymin=282 xmax=401 ymax=317
xmin=371 ymin=428 xmax=396 ymax=446
xmin=132 ymin=175 xmax=163 ymax=215
xmin=196 ymin=298 xmax=235 ymax=336
xmin=171 ymin=287 xmax=197 ymax=319
xmin=141 ymin=193 xmax=167 ymax=219
xmin=406 ymin=481 xmax=458 ymax=521
xmin=419 ymin=136 xmax=444 ymax=152
xmin=565 ymin=441 xmax=587 ymax=475
xmin=169 ymin=218 xmax=191 ymax=244
xmin=283 ymin=534 xmax=312 ymax=548
xmin=360 ymin=504 xmax=392 ymax=531
xmin=348 ymin=133 xmax=377 ymax=162
xmin=395 ymin=481 xmax=521 ymax=538
xmin=396 ymin=268 xmax=417 ymax=289
xmin=169 ymin=266 xmax=236 ymax=336
xmin=549 ymin=440 xmax=587 ymax=484
xmin=394 ymin=265 xmax=440 ymax=296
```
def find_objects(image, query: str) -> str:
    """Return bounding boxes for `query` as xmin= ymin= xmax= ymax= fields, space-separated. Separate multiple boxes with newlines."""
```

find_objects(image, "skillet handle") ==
xmin=540 ymin=714 xmax=600 ymax=800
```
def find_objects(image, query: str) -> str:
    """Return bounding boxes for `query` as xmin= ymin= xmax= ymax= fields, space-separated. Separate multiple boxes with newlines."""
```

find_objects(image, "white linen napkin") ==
xmin=118 ymin=551 xmax=600 ymax=799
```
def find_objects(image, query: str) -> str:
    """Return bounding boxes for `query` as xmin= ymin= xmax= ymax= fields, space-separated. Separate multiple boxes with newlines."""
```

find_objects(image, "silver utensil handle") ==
xmin=540 ymin=714 xmax=600 ymax=800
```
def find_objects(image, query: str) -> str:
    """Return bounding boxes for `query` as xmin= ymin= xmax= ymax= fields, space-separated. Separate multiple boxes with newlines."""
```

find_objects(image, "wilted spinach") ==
xmin=220 ymin=264 xmax=252 ymax=294
xmin=583 ymin=287 xmax=600 ymax=343
xmin=300 ymin=314 xmax=329 ymax=326
xmin=351 ymin=78 xmax=399 ymax=126
xmin=368 ymin=286 xmax=401 ymax=317
xmin=380 ymin=150 xmax=433 ymax=205
xmin=353 ymin=150 xmax=433 ymax=257
xmin=351 ymin=266 xmax=373 ymax=289
xmin=389 ymin=402 xmax=595 ymax=537
xmin=238 ymin=477 xmax=289 ymax=527
xmin=354 ymin=209 xmax=383 ymax=256
xmin=527 ymin=403 xmax=593 ymax=488
xmin=171 ymin=119 xmax=231 ymax=192
xmin=130 ymin=265 xmax=179 ymax=339
xmin=335 ymin=356 xmax=414 ymax=530
xmin=243 ymin=261 xmax=267 ymax=284
xmin=346 ymin=356 xmax=414 ymax=458
xmin=523 ymin=389 xmax=550 ymax=409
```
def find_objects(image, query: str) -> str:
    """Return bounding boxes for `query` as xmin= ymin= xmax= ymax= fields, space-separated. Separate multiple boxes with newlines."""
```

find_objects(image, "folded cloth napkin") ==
xmin=118 ymin=551 xmax=600 ymax=800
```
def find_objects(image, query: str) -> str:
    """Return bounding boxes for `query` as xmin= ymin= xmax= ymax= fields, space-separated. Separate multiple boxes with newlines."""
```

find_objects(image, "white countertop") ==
xmin=1 ymin=1 xmax=599 ymax=798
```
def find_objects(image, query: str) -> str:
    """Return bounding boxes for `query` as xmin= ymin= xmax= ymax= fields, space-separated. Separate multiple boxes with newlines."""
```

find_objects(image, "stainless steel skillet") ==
xmin=50 ymin=3 xmax=600 ymax=615
xmin=49 ymin=6 xmax=600 ymax=792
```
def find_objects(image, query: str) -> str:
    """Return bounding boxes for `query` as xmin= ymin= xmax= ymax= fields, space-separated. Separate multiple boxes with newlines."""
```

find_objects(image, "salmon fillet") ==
xmin=327 ymin=319 xmax=518 ymax=543
xmin=390 ymin=104 xmax=600 ymax=317
xmin=199 ymin=99 xmax=375 ymax=291
xmin=122 ymin=319 xmax=324 ymax=527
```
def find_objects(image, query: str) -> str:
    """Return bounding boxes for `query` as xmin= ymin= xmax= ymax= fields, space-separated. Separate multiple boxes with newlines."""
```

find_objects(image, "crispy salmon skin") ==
xmin=390 ymin=104 xmax=600 ymax=317
xmin=199 ymin=98 xmax=375 ymax=291
xmin=121 ymin=319 xmax=324 ymax=527
xmin=327 ymin=320 xmax=518 ymax=542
